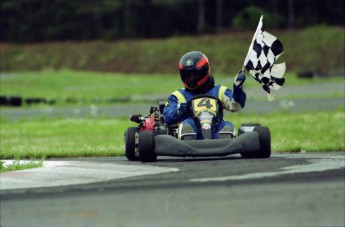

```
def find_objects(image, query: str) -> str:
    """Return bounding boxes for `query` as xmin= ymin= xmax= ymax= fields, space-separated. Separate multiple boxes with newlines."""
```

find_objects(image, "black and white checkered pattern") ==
xmin=243 ymin=16 xmax=286 ymax=95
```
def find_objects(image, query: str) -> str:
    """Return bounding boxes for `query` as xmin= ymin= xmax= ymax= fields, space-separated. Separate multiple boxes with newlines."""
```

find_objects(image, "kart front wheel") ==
xmin=139 ymin=130 xmax=157 ymax=162
xmin=241 ymin=126 xmax=271 ymax=159
xmin=125 ymin=127 xmax=139 ymax=161
xmin=255 ymin=126 xmax=271 ymax=158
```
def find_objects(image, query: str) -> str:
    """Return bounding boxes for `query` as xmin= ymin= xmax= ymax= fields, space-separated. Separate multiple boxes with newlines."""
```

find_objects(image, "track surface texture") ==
xmin=1 ymin=152 xmax=344 ymax=227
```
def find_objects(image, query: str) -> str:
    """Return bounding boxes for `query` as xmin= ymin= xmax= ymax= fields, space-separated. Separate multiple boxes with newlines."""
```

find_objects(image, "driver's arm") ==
xmin=162 ymin=94 xmax=185 ymax=125
xmin=221 ymin=86 xmax=246 ymax=112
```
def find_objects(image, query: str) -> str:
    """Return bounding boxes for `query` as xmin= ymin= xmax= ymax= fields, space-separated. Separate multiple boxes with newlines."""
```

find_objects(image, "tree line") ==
xmin=1 ymin=0 xmax=344 ymax=42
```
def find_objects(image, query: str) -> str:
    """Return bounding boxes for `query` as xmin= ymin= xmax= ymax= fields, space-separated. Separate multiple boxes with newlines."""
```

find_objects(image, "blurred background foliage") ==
xmin=1 ymin=0 xmax=344 ymax=42
xmin=0 ymin=0 xmax=344 ymax=74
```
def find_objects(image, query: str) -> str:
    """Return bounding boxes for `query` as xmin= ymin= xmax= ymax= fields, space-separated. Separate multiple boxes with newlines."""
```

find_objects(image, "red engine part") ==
xmin=140 ymin=116 xmax=155 ymax=131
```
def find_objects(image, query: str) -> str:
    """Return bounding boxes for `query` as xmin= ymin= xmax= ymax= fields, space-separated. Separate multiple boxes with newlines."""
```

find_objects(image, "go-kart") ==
xmin=124 ymin=95 xmax=271 ymax=162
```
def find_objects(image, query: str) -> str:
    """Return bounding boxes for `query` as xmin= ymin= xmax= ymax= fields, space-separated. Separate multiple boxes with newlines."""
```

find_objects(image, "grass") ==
xmin=226 ymin=109 xmax=345 ymax=152
xmin=0 ymin=70 xmax=180 ymax=104
xmin=0 ymin=159 xmax=44 ymax=172
xmin=0 ymin=117 xmax=126 ymax=158
xmin=1 ymin=70 xmax=344 ymax=106
xmin=0 ymin=70 xmax=344 ymax=162
xmin=0 ymin=110 xmax=344 ymax=159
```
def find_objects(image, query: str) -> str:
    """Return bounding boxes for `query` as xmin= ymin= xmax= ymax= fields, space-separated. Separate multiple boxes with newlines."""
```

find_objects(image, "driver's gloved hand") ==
xmin=234 ymin=70 xmax=246 ymax=87
xmin=177 ymin=103 xmax=190 ymax=117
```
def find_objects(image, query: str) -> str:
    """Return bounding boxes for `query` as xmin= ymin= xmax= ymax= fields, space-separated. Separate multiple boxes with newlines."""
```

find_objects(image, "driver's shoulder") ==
xmin=210 ymin=84 xmax=230 ymax=95
xmin=170 ymin=88 xmax=187 ymax=103
xmin=214 ymin=84 xmax=229 ymax=90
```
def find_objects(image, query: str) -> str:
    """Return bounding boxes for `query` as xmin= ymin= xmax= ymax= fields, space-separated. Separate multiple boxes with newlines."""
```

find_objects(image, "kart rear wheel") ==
xmin=139 ymin=130 xmax=157 ymax=162
xmin=241 ymin=126 xmax=271 ymax=159
xmin=125 ymin=127 xmax=139 ymax=161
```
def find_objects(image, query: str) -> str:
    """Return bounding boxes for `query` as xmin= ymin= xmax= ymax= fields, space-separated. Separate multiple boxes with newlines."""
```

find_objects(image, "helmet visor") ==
xmin=180 ymin=70 xmax=208 ymax=89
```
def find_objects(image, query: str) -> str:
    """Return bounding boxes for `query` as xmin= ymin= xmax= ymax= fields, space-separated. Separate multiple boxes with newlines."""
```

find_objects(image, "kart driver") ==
xmin=163 ymin=51 xmax=246 ymax=140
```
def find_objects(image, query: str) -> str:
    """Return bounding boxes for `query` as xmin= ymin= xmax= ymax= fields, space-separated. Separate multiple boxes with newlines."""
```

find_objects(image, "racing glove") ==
xmin=177 ymin=103 xmax=190 ymax=117
xmin=234 ymin=70 xmax=246 ymax=87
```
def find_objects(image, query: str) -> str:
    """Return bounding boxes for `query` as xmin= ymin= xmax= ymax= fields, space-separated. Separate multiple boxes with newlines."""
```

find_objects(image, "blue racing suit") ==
xmin=163 ymin=84 xmax=246 ymax=139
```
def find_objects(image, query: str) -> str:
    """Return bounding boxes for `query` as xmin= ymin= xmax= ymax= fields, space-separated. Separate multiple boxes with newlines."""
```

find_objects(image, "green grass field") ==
xmin=1 ymin=69 xmax=343 ymax=105
xmin=0 ymin=70 xmax=344 ymax=160
xmin=0 ymin=110 xmax=344 ymax=159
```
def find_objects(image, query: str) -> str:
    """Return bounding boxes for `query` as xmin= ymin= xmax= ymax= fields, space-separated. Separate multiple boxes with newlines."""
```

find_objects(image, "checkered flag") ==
xmin=243 ymin=16 xmax=286 ymax=101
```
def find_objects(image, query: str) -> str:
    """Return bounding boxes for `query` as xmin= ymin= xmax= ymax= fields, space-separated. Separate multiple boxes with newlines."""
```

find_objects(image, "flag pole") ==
xmin=242 ymin=15 xmax=264 ymax=71
xmin=242 ymin=15 xmax=275 ymax=101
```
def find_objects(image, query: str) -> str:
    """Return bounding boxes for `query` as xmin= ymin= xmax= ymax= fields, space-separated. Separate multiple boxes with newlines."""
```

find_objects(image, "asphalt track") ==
xmin=1 ymin=152 xmax=344 ymax=227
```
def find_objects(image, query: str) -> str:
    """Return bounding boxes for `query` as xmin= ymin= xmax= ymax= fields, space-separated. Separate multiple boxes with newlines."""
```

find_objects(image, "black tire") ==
xmin=240 ymin=126 xmax=271 ymax=159
xmin=124 ymin=127 xmax=139 ymax=161
xmin=9 ymin=96 xmax=22 ymax=106
xmin=255 ymin=126 xmax=271 ymax=158
xmin=0 ymin=96 xmax=9 ymax=106
xmin=138 ymin=130 xmax=157 ymax=162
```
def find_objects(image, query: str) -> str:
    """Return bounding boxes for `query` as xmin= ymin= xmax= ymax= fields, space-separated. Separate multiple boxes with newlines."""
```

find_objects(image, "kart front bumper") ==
xmin=154 ymin=131 xmax=260 ymax=157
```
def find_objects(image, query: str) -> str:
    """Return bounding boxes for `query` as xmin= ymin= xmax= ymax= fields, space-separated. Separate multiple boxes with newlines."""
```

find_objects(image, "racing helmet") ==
xmin=179 ymin=51 xmax=210 ymax=89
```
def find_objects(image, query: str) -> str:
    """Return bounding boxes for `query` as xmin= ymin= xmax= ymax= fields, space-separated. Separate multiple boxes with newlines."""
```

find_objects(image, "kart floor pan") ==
xmin=154 ymin=131 xmax=261 ymax=157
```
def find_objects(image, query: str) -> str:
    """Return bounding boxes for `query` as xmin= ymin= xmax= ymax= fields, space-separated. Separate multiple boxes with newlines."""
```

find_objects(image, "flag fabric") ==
xmin=243 ymin=16 xmax=286 ymax=100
